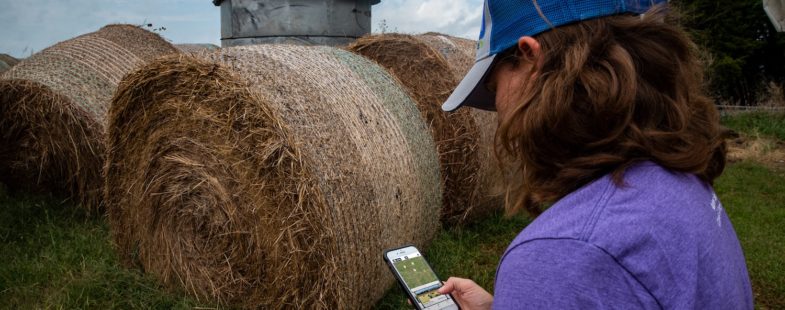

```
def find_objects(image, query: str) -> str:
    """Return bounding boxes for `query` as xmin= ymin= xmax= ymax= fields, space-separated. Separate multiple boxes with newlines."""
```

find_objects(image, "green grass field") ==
xmin=0 ymin=188 xmax=206 ymax=309
xmin=722 ymin=112 xmax=785 ymax=141
xmin=0 ymin=112 xmax=783 ymax=309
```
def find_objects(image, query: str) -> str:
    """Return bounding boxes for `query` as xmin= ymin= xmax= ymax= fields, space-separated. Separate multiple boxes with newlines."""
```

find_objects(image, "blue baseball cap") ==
xmin=442 ymin=0 xmax=668 ymax=112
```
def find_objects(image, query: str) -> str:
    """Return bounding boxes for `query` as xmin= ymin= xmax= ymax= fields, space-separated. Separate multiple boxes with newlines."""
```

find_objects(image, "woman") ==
xmin=437 ymin=0 xmax=753 ymax=309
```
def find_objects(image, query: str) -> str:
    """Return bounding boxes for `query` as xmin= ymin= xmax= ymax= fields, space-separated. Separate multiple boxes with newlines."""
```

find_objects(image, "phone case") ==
xmin=382 ymin=244 xmax=461 ymax=310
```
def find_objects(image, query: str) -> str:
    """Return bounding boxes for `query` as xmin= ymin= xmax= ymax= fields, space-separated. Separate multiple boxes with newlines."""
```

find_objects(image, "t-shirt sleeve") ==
xmin=492 ymin=238 xmax=658 ymax=309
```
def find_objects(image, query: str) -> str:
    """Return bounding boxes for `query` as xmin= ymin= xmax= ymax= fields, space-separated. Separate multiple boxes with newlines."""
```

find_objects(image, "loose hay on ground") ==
xmin=727 ymin=134 xmax=785 ymax=170
xmin=0 ymin=24 xmax=177 ymax=210
xmin=348 ymin=33 xmax=504 ymax=225
xmin=106 ymin=45 xmax=442 ymax=309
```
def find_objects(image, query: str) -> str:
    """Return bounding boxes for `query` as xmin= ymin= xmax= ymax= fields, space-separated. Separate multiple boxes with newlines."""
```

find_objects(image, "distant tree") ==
xmin=673 ymin=0 xmax=785 ymax=104
xmin=140 ymin=19 xmax=167 ymax=33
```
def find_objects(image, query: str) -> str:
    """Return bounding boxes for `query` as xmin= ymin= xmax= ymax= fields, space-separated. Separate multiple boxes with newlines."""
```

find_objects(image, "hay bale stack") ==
xmin=0 ymin=25 xmax=177 ymax=210
xmin=106 ymin=45 xmax=442 ymax=308
xmin=175 ymin=43 xmax=220 ymax=54
xmin=0 ymin=53 xmax=19 ymax=73
xmin=418 ymin=33 xmax=507 ymax=207
xmin=348 ymin=34 xmax=503 ymax=225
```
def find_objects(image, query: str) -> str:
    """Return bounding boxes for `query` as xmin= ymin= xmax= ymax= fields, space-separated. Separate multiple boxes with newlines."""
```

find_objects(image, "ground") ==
xmin=727 ymin=134 xmax=785 ymax=171
xmin=0 ymin=112 xmax=783 ymax=309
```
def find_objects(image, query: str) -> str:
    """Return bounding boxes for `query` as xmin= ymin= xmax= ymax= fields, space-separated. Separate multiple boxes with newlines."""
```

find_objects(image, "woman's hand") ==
xmin=437 ymin=277 xmax=493 ymax=310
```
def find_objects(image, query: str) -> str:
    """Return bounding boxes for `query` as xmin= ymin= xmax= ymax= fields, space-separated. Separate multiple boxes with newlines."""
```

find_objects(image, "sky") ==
xmin=0 ymin=0 xmax=483 ymax=59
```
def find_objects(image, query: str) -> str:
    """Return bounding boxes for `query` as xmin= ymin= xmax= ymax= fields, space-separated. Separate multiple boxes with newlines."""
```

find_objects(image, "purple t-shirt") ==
xmin=493 ymin=162 xmax=753 ymax=309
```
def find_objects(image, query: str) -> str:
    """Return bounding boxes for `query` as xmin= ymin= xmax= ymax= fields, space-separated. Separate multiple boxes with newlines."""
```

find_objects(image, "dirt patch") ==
xmin=727 ymin=134 xmax=785 ymax=171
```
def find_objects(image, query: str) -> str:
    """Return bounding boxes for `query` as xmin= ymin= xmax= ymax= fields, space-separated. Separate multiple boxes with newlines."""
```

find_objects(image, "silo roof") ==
xmin=213 ymin=0 xmax=381 ymax=6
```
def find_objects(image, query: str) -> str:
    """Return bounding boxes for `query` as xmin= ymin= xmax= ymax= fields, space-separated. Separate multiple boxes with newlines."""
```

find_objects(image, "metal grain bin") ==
xmin=214 ymin=0 xmax=381 ymax=47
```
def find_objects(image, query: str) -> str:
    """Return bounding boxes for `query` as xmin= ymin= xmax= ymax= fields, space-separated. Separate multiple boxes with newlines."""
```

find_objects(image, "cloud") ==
xmin=0 ymin=0 xmax=220 ymax=58
xmin=0 ymin=0 xmax=101 ymax=57
xmin=0 ymin=0 xmax=482 ymax=58
xmin=372 ymin=0 xmax=483 ymax=39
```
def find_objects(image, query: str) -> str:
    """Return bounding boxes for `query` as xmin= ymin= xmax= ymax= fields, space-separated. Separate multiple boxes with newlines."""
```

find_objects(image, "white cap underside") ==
xmin=441 ymin=55 xmax=496 ymax=111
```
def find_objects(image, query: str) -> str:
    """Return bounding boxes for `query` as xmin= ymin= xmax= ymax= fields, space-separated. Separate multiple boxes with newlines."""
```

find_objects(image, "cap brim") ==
xmin=441 ymin=55 xmax=497 ymax=112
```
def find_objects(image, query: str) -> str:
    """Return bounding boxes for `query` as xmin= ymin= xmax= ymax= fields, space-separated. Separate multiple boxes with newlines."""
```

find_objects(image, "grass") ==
xmin=373 ymin=165 xmax=785 ymax=310
xmin=0 ymin=112 xmax=782 ymax=309
xmin=0 ymin=163 xmax=782 ymax=309
xmin=722 ymin=111 xmax=785 ymax=141
xmin=0 ymin=186 xmax=206 ymax=309
xmin=715 ymin=162 xmax=785 ymax=309
xmin=374 ymin=212 xmax=530 ymax=309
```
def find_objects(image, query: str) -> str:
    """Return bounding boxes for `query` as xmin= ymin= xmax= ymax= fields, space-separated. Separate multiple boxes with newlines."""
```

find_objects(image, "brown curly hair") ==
xmin=496 ymin=6 xmax=727 ymax=216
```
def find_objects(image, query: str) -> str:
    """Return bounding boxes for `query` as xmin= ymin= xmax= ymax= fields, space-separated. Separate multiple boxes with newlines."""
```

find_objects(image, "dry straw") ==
xmin=174 ymin=43 xmax=220 ymax=54
xmin=0 ymin=53 xmax=19 ymax=73
xmin=418 ymin=33 xmax=506 ymax=213
xmin=0 ymin=25 xmax=177 ymax=210
xmin=348 ymin=33 xmax=504 ymax=225
xmin=106 ymin=45 xmax=442 ymax=309
xmin=419 ymin=32 xmax=477 ymax=79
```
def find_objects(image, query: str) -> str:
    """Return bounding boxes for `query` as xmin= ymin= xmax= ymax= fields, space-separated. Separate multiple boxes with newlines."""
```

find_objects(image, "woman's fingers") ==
xmin=438 ymin=277 xmax=473 ymax=294
xmin=436 ymin=277 xmax=493 ymax=310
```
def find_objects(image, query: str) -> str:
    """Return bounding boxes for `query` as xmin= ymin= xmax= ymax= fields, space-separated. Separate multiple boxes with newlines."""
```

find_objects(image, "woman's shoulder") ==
xmin=494 ymin=238 xmax=660 ymax=309
xmin=511 ymin=161 xmax=713 ymax=245
xmin=499 ymin=162 xmax=752 ymax=309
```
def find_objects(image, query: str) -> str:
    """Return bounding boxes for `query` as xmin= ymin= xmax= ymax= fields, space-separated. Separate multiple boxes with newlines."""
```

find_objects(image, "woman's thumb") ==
xmin=438 ymin=277 xmax=462 ymax=294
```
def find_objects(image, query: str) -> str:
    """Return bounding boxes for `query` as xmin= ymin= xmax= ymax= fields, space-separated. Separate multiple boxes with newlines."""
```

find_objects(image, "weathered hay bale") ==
xmin=0 ymin=54 xmax=19 ymax=66
xmin=348 ymin=33 xmax=502 ymax=224
xmin=106 ymin=45 xmax=442 ymax=308
xmin=419 ymin=33 xmax=477 ymax=78
xmin=0 ymin=53 xmax=19 ymax=73
xmin=418 ymin=33 xmax=507 ymax=206
xmin=91 ymin=25 xmax=177 ymax=62
xmin=175 ymin=43 xmax=220 ymax=54
xmin=0 ymin=25 xmax=177 ymax=210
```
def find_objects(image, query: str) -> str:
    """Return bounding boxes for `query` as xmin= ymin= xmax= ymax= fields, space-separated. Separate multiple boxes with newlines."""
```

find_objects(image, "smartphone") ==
xmin=383 ymin=245 xmax=460 ymax=310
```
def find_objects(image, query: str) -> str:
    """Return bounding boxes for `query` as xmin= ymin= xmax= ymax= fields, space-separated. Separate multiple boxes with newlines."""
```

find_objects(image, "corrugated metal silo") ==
xmin=213 ymin=0 xmax=381 ymax=47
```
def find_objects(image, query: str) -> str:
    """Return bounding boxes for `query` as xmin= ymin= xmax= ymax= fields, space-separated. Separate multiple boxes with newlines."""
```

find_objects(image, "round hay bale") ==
xmin=0 ymin=53 xmax=19 ymax=66
xmin=418 ymin=33 xmax=507 ymax=206
xmin=175 ymin=43 xmax=220 ymax=54
xmin=419 ymin=32 xmax=477 ymax=79
xmin=348 ymin=33 xmax=500 ymax=224
xmin=91 ymin=24 xmax=177 ymax=62
xmin=106 ymin=45 xmax=442 ymax=308
xmin=0 ymin=53 xmax=19 ymax=73
xmin=0 ymin=25 xmax=177 ymax=210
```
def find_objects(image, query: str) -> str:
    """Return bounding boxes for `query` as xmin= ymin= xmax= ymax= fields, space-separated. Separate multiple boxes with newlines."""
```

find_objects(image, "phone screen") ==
xmin=386 ymin=246 xmax=459 ymax=310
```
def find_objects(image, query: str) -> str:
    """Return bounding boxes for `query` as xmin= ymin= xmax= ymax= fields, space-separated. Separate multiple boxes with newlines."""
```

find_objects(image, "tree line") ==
xmin=673 ymin=0 xmax=785 ymax=105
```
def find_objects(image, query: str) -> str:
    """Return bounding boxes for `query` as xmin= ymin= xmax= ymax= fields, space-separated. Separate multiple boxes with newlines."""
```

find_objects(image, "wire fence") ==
xmin=717 ymin=105 xmax=785 ymax=115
